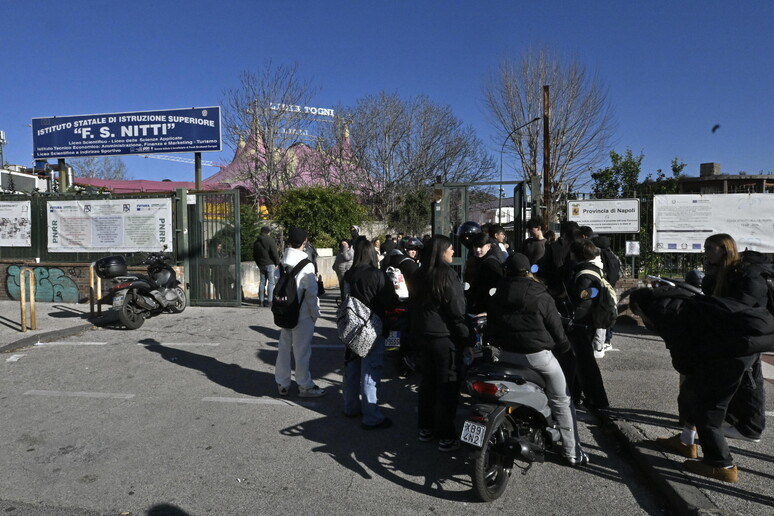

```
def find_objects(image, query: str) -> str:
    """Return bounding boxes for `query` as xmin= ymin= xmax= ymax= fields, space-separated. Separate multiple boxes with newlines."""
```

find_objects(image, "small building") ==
xmin=678 ymin=163 xmax=774 ymax=194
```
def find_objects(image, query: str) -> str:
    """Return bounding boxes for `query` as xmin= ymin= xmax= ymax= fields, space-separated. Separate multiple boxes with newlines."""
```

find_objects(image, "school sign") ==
xmin=32 ymin=107 xmax=221 ymax=159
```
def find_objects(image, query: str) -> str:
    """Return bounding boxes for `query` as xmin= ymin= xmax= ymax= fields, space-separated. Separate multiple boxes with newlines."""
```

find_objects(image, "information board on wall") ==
xmin=47 ymin=199 xmax=173 ymax=253
xmin=32 ymin=107 xmax=221 ymax=159
xmin=0 ymin=200 xmax=32 ymax=247
xmin=653 ymin=194 xmax=774 ymax=253
xmin=567 ymin=198 xmax=640 ymax=233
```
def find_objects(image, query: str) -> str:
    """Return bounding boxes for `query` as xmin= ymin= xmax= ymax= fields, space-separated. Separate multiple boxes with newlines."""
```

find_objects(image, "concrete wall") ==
xmin=240 ymin=255 xmax=338 ymax=300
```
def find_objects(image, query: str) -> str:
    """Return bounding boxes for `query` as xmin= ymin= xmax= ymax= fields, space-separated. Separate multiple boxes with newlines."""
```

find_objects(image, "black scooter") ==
xmin=95 ymin=250 xmax=186 ymax=329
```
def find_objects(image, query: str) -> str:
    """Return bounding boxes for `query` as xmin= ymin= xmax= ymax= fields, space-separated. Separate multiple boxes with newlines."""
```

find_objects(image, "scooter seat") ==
xmin=469 ymin=361 xmax=546 ymax=390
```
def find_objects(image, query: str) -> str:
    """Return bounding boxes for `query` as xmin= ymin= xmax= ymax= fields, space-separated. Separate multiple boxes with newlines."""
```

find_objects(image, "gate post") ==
xmin=19 ymin=267 xmax=37 ymax=332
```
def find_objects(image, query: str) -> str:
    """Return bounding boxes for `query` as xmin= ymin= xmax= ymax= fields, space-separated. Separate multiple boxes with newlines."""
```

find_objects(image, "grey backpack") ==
xmin=336 ymin=293 xmax=382 ymax=357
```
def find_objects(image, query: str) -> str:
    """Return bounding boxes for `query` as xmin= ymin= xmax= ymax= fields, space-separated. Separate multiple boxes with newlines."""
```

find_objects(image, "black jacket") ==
xmin=464 ymin=250 xmax=504 ymax=314
xmin=568 ymin=261 xmax=604 ymax=325
xmin=702 ymin=250 xmax=772 ymax=308
xmin=253 ymin=234 xmax=280 ymax=267
xmin=342 ymin=264 xmax=399 ymax=326
xmin=632 ymin=285 xmax=774 ymax=373
xmin=488 ymin=276 xmax=571 ymax=354
xmin=410 ymin=267 xmax=470 ymax=346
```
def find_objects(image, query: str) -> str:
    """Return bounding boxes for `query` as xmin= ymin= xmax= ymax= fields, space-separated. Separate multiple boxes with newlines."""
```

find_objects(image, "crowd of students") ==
xmin=267 ymin=221 xmax=769 ymax=482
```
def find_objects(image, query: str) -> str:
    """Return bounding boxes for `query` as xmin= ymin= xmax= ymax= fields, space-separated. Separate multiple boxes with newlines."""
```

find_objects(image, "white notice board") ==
xmin=567 ymin=198 xmax=640 ymax=233
xmin=47 ymin=198 xmax=173 ymax=252
xmin=653 ymin=194 xmax=774 ymax=253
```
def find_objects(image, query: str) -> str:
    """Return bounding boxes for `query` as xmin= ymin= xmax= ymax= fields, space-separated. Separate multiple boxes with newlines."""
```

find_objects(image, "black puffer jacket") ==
xmin=632 ymin=286 xmax=774 ymax=373
xmin=702 ymin=250 xmax=772 ymax=308
xmin=488 ymin=276 xmax=571 ymax=354
xmin=410 ymin=267 xmax=469 ymax=347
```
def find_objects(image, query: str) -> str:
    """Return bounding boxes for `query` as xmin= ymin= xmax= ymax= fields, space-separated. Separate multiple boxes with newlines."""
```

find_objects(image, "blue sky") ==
xmin=2 ymin=0 xmax=773 ymax=185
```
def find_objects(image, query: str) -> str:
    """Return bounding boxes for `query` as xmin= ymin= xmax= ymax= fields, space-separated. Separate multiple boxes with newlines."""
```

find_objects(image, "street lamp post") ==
xmin=498 ymin=117 xmax=541 ymax=225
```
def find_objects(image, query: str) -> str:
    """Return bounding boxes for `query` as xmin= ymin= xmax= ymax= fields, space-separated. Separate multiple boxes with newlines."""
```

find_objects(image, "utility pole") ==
xmin=195 ymin=152 xmax=202 ymax=190
xmin=542 ymin=85 xmax=551 ymax=230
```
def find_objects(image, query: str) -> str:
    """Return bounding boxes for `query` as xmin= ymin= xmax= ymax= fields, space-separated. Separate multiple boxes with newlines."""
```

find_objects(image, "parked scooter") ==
xmin=461 ymin=356 xmax=565 ymax=501
xmin=95 ymin=249 xmax=186 ymax=329
xmin=460 ymin=312 xmax=581 ymax=502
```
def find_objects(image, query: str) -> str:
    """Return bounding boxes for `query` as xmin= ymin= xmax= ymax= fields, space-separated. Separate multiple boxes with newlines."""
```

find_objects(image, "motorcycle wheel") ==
xmin=472 ymin=417 xmax=514 ymax=502
xmin=117 ymin=290 xmax=146 ymax=330
xmin=168 ymin=286 xmax=187 ymax=313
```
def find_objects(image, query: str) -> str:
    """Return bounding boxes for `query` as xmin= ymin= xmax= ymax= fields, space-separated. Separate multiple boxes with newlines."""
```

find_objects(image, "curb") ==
xmin=594 ymin=409 xmax=730 ymax=516
xmin=0 ymin=323 xmax=95 ymax=354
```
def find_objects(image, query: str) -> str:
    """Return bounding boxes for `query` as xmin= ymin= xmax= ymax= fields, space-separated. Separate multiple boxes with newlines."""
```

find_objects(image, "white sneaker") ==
xmin=594 ymin=349 xmax=605 ymax=359
xmin=298 ymin=385 xmax=327 ymax=398
xmin=601 ymin=342 xmax=613 ymax=352
xmin=277 ymin=384 xmax=289 ymax=396
xmin=722 ymin=421 xmax=761 ymax=443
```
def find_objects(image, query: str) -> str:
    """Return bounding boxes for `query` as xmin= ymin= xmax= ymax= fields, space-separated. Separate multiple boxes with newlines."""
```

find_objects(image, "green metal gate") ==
xmin=187 ymin=190 xmax=241 ymax=306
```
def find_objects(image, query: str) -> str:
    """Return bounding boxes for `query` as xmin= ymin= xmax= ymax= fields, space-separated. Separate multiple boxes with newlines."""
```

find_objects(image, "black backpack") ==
xmin=271 ymin=258 xmax=311 ymax=328
xmin=600 ymin=248 xmax=622 ymax=286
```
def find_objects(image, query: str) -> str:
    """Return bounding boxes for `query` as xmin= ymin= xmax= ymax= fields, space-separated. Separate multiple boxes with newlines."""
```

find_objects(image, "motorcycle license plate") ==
xmin=113 ymin=295 xmax=124 ymax=308
xmin=386 ymin=331 xmax=401 ymax=350
xmin=461 ymin=420 xmax=487 ymax=447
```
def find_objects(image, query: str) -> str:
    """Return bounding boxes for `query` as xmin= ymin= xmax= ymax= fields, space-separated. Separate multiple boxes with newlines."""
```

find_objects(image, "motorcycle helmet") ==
xmin=685 ymin=269 xmax=705 ymax=289
xmin=457 ymin=221 xmax=482 ymax=249
xmin=404 ymin=236 xmax=424 ymax=251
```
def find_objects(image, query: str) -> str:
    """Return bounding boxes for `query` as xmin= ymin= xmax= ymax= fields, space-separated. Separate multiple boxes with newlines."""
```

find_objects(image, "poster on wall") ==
xmin=47 ymin=199 xmax=173 ymax=252
xmin=653 ymin=194 xmax=774 ymax=253
xmin=567 ymin=199 xmax=640 ymax=233
xmin=0 ymin=200 xmax=32 ymax=247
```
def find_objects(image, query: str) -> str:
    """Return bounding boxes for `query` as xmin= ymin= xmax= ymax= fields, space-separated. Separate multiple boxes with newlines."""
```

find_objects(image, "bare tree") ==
xmin=483 ymin=47 xmax=615 ymax=223
xmin=221 ymin=63 xmax=320 ymax=209
xmin=320 ymin=92 xmax=495 ymax=229
xmin=69 ymin=156 xmax=128 ymax=180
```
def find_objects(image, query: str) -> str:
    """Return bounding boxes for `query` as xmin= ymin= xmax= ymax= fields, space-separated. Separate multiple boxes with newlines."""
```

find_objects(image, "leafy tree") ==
xmin=274 ymin=186 xmax=366 ymax=248
xmin=591 ymin=149 xmax=643 ymax=198
xmin=387 ymin=187 xmax=433 ymax=237
xmin=484 ymin=46 xmax=615 ymax=225
xmin=239 ymin=203 xmax=264 ymax=262
xmin=69 ymin=156 xmax=129 ymax=180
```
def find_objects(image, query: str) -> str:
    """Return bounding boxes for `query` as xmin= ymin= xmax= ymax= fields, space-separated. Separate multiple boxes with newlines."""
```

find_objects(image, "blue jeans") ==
xmin=259 ymin=265 xmax=276 ymax=304
xmin=343 ymin=337 xmax=386 ymax=426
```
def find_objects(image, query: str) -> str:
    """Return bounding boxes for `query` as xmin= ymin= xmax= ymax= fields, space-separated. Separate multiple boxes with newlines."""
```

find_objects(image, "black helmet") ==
xmin=404 ymin=236 xmax=423 ymax=251
xmin=685 ymin=269 xmax=705 ymax=288
xmin=457 ymin=221 xmax=482 ymax=248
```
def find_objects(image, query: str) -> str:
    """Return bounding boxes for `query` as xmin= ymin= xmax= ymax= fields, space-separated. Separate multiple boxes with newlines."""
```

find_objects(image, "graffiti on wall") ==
xmin=6 ymin=265 xmax=80 ymax=303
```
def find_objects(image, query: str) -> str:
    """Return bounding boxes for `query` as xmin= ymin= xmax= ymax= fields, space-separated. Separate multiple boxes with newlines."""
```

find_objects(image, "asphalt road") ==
xmin=0 ymin=296 xmax=771 ymax=515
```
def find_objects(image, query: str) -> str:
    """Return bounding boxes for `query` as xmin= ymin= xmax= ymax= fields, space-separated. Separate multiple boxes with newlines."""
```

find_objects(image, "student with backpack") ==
xmin=273 ymin=227 xmax=326 ymax=398
xmin=567 ymin=239 xmax=611 ymax=410
xmin=341 ymin=237 xmax=399 ymax=429
xmin=592 ymin=234 xmax=622 ymax=357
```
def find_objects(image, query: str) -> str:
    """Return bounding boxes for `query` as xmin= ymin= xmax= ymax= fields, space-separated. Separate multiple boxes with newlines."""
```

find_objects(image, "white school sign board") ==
xmin=567 ymin=199 xmax=640 ymax=233
xmin=47 ymin=199 xmax=173 ymax=252
xmin=653 ymin=194 xmax=774 ymax=253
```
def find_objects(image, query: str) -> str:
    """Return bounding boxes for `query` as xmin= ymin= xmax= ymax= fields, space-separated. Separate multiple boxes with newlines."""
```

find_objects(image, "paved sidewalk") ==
xmin=0 ymin=300 xmax=99 ymax=351
xmin=1 ymin=300 xmax=771 ymax=515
